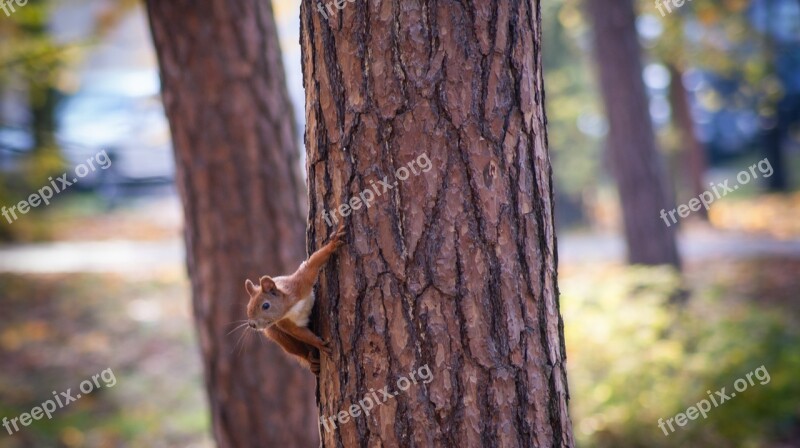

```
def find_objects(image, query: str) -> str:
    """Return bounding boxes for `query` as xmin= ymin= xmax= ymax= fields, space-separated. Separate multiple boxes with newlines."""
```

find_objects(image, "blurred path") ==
xmin=0 ymin=230 xmax=799 ymax=273
xmin=560 ymin=230 xmax=800 ymax=264
xmin=0 ymin=239 xmax=184 ymax=273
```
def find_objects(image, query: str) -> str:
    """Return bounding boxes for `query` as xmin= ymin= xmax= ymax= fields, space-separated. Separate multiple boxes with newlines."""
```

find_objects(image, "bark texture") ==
xmin=587 ymin=0 xmax=681 ymax=267
xmin=146 ymin=1 xmax=319 ymax=446
xmin=301 ymin=0 xmax=573 ymax=446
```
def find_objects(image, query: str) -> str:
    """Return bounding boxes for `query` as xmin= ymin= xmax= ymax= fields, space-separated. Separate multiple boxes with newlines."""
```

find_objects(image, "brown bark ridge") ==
xmin=301 ymin=0 xmax=573 ymax=446
xmin=146 ymin=1 xmax=319 ymax=446
xmin=586 ymin=0 xmax=682 ymax=267
xmin=667 ymin=63 xmax=708 ymax=220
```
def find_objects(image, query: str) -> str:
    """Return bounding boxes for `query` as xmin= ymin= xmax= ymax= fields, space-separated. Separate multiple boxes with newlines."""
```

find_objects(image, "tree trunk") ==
xmin=301 ymin=1 xmax=574 ymax=447
xmin=146 ymin=1 xmax=319 ymax=446
xmin=761 ymin=0 xmax=789 ymax=192
xmin=29 ymin=84 xmax=58 ymax=153
xmin=667 ymin=64 xmax=708 ymax=220
xmin=586 ymin=0 xmax=681 ymax=267
xmin=762 ymin=120 xmax=789 ymax=192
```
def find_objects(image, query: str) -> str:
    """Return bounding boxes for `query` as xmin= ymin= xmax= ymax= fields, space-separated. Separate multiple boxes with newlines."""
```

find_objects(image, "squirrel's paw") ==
xmin=308 ymin=352 xmax=321 ymax=375
xmin=309 ymin=358 xmax=321 ymax=376
xmin=331 ymin=225 xmax=346 ymax=249
xmin=319 ymin=340 xmax=333 ymax=356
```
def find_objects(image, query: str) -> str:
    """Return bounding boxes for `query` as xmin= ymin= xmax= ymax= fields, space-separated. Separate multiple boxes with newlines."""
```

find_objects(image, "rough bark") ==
xmin=586 ymin=0 xmax=681 ymax=267
xmin=667 ymin=64 xmax=708 ymax=220
xmin=146 ymin=1 xmax=319 ymax=446
xmin=301 ymin=0 xmax=573 ymax=446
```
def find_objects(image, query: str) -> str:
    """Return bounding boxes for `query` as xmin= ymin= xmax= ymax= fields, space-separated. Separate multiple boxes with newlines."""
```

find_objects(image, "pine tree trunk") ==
xmin=586 ymin=0 xmax=681 ymax=267
xmin=668 ymin=64 xmax=708 ymax=220
xmin=146 ymin=1 xmax=319 ymax=446
xmin=301 ymin=1 xmax=574 ymax=446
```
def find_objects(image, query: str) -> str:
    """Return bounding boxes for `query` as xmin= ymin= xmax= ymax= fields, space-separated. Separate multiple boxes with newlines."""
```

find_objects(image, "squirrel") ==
xmin=244 ymin=225 xmax=346 ymax=375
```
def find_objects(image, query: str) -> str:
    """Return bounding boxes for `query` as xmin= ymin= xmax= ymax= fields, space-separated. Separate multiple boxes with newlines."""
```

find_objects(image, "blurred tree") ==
xmin=653 ymin=0 xmax=798 ymax=191
xmin=640 ymin=1 xmax=711 ymax=214
xmin=757 ymin=0 xmax=792 ymax=191
xmin=0 ymin=0 xmax=139 ymax=155
xmin=586 ymin=0 xmax=681 ymax=267
xmin=145 ymin=0 xmax=318 ymax=446
xmin=668 ymin=62 xmax=709 ymax=219
xmin=301 ymin=1 xmax=573 ymax=446
xmin=0 ymin=1 xmax=61 ymax=154
xmin=0 ymin=0 xmax=135 ymax=241
xmin=0 ymin=0 xmax=68 ymax=240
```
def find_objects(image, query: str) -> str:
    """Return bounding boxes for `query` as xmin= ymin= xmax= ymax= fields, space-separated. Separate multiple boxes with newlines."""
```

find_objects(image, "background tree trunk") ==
xmin=667 ymin=63 xmax=708 ymax=220
xmin=760 ymin=0 xmax=789 ymax=192
xmin=586 ymin=0 xmax=681 ymax=267
xmin=301 ymin=1 xmax=573 ymax=446
xmin=146 ymin=1 xmax=319 ymax=446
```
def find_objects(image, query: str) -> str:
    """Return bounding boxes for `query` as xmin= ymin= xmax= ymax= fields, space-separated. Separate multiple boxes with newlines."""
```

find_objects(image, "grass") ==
xmin=0 ymin=272 xmax=212 ymax=447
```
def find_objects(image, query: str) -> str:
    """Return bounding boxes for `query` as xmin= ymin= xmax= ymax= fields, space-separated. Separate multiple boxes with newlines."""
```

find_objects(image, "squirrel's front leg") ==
xmin=266 ymin=326 xmax=322 ymax=374
xmin=300 ymin=224 xmax=346 ymax=275
xmin=276 ymin=319 xmax=331 ymax=355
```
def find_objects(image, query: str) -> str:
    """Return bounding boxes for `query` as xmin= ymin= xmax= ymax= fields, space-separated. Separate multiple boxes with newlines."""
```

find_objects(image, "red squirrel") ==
xmin=244 ymin=225 xmax=345 ymax=375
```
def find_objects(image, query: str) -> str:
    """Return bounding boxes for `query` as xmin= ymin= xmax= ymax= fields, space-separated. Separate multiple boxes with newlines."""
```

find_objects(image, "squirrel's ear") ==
xmin=260 ymin=276 xmax=276 ymax=292
xmin=245 ymin=279 xmax=258 ymax=295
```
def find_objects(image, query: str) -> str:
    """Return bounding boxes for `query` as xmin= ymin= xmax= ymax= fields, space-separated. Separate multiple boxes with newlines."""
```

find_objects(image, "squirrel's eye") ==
xmin=261 ymin=302 xmax=271 ymax=311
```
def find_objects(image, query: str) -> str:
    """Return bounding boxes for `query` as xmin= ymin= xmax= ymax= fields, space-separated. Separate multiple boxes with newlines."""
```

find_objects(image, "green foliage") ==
xmin=542 ymin=0 xmax=604 ymax=198
xmin=563 ymin=265 xmax=800 ymax=447
xmin=642 ymin=0 xmax=764 ymax=75
xmin=542 ymin=0 xmax=790 ymax=218
xmin=0 ymin=1 xmax=67 ymax=92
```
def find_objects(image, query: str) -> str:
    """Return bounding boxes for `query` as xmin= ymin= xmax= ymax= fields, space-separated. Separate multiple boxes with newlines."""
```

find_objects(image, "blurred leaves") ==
xmin=563 ymin=261 xmax=800 ymax=447
xmin=0 ymin=273 xmax=211 ymax=447
xmin=0 ymin=0 xmax=141 ymax=242
xmin=710 ymin=191 xmax=800 ymax=237
xmin=543 ymin=0 xmax=799 ymax=227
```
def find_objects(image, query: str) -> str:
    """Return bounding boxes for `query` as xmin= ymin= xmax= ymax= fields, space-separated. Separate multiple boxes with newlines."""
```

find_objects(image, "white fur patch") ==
xmin=284 ymin=294 xmax=315 ymax=327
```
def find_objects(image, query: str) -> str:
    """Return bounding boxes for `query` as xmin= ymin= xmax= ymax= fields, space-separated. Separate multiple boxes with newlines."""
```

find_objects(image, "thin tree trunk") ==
xmin=667 ymin=63 xmax=708 ymax=220
xmin=301 ymin=1 xmax=574 ymax=446
xmin=762 ymin=121 xmax=789 ymax=191
xmin=29 ymin=85 xmax=58 ymax=153
xmin=146 ymin=1 xmax=319 ymax=446
xmin=587 ymin=0 xmax=681 ymax=267
xmin=761 ymin=0 xmax=789 ymax=192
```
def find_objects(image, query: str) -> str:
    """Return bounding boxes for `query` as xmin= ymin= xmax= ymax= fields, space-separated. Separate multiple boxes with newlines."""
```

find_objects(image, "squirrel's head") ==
xmin=245 ymin=276 xmax=289 ymax=330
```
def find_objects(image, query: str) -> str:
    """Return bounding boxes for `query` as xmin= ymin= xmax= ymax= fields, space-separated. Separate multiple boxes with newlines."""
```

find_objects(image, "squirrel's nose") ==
xmin=248 ymin=320 xmax=257 ymax=329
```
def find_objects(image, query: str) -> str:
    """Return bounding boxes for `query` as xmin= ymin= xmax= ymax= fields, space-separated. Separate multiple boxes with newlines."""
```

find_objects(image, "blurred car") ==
xmin=56 ymin=69 xmax=175 ymax=192
xmin=0 ymin=126 xmax=35 ymax=172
